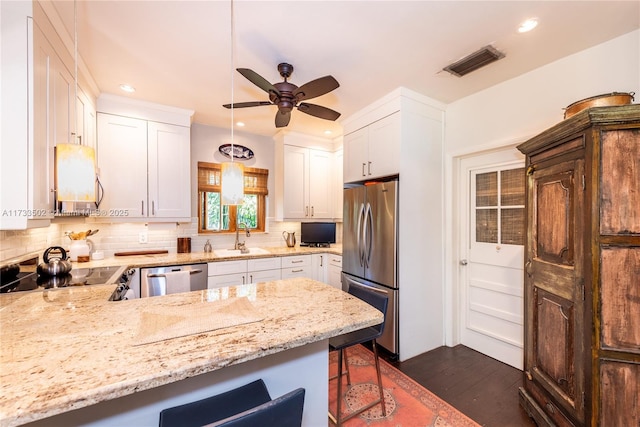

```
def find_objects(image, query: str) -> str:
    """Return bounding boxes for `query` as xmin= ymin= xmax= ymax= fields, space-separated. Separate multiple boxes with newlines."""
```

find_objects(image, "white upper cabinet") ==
xmin=96 ymin=113 xmax=148 ymax=217
xmin=97 ymin=111 xmax=191 ymax=220
xmin=1 ymin=2 xmax=97 ymax=229
xmin=274 ymin=132 xmax=340 ymax=221
xmin=147 ymin=121 xmax=190 ymax=218
xmin=343 ymin=112 xmax=400 ymax=183
xmin=333 ymin=148 xmax=343 ymax=219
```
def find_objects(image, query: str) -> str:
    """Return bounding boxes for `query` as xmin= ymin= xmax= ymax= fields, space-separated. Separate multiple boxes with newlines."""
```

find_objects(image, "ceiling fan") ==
xmin=223 ymin=63 xmax=341 ymax=128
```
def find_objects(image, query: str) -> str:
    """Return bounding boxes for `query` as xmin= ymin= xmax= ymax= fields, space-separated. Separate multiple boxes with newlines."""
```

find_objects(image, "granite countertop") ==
xmin=60 ymin=244 xmax=342 ymax=270
xmin=0 ymin=276 xmax=379 ymax=427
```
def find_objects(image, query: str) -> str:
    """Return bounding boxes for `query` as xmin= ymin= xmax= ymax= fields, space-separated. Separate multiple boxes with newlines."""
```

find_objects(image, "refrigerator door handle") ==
xmin=356 ymin=203 xmax=366 ymax=267
xmin=363 ymin=203 xmax=373 ymax=268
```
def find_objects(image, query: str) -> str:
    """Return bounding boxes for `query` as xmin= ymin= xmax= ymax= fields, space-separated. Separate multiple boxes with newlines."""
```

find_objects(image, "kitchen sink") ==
xmin=213 ymin=248 xmax=270 ymax=257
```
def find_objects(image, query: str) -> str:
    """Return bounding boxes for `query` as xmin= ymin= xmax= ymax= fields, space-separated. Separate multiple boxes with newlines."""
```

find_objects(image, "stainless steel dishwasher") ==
xmin=140 ymin=263 xmax=207 ymax=297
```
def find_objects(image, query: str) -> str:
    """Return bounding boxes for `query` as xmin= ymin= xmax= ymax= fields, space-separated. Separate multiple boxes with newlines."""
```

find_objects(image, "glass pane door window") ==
xmin=473 ymin=167 xmax=525 ymax=246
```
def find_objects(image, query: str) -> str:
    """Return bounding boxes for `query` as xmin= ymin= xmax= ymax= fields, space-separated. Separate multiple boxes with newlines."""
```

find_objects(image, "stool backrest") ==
xmin=348 ymin=284 xmax=388 ymax=337
xmin=205 ymin=388 xmax=305 ymax=427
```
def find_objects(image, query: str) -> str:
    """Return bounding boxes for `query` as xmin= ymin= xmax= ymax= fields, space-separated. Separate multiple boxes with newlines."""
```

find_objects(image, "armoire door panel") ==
xmin=599 ymin=360 xmax=639 ymax=426
xmin=600 ymin=129 xmax=640 ymax=235
xmin=600 ymin=247 xmax=640 ymax=352
xmin=535 ymin=171 xmax=575 ymax=265
xmin=533 ymin=288 xmax=576 ymax=403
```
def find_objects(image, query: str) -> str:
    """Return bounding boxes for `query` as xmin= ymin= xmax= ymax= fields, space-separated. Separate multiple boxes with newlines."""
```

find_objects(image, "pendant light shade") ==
xmin=55 ymin=143 xmax=96 ymax=202
xmin=221 ymin=161 xmax=244 ymax=205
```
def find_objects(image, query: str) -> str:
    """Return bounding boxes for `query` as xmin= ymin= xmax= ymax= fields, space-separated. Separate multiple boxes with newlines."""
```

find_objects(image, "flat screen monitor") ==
xmin=300 ymin=222 xmax=336 ymax=247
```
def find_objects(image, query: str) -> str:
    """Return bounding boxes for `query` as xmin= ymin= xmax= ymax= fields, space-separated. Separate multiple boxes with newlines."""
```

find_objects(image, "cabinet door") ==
xmin=147 ymin=121 xmax=190 ymax=218
xmin=207 ymin=273 xmax=246 ymax=289
xmin=248 ymin=269 xmax=281 ymax=284
xmin=50 ymin=52 xmax=74 ymax=146
xmin=283 ymin=145 xmax=309 ymax=218
xmin=334 ymin=149 xmax=343 ymax=219
xmin=76 ymin=90 xmax=97 ymax=150
xmin=524 ymin=157 xmax=586 ymax=424
xmin=367 ymin=113 xmax=400 ymax=179
xmin=343 ymin=127 xmax=368 ymax=183
xmin=97 ymin=113 xmax=148 ymax=217
xmin=311 ymin=253 xmax=327 ymax=282
xmin=327 ymin=255 xmax=343 ymax=289
xmin=308 ymin=149 xmax=332 ymax=218
xmin=31 ymin=24 xmax=55 ymax=217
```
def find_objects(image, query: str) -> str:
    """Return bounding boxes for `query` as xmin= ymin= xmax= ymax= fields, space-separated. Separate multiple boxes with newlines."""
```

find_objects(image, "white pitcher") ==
xmin=69 ymin=239 xmax=93 ymax=262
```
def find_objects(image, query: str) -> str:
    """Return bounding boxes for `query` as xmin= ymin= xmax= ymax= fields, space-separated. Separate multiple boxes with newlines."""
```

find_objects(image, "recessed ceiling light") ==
xmin=518 ymin=18 xmax=538 ymax=33
xmin=324 ymin=130 xmax=332 ymax=135
xmin=119 ymin=84 xmax=136 ymax=93
xmin=236 ymin=121 xmax=245 ymax=127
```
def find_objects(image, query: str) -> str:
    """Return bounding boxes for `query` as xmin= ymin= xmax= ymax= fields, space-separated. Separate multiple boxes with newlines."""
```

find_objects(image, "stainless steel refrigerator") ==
xmin=342 ymin=179 xmax=398 ymax=355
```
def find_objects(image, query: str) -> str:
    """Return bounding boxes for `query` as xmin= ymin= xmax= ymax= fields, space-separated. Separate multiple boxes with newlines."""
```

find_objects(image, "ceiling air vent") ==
xmin=443 ymin=45 xmax=505 ymax=77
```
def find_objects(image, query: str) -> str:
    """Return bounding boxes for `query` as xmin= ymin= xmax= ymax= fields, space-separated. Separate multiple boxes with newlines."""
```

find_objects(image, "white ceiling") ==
xmin=51 ymin=1 xmax=639 ymax=138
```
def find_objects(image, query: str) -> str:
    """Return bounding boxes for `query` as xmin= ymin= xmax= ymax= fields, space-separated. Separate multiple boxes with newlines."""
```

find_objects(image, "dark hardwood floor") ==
xmin=380 ymin=344 xmax=536 ymax=427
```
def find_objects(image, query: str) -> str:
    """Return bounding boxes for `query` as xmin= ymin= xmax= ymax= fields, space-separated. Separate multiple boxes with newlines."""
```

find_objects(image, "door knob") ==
xmin=460 ymin=259 xmax=468 ymax=266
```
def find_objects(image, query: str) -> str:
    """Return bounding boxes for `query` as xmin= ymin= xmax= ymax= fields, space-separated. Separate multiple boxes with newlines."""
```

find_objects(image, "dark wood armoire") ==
xmin=517 ymin=104 xmax=639 ymax=426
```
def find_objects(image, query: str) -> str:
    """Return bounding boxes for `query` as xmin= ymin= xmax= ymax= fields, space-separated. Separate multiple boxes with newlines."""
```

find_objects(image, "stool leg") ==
xmin=372 ymin=341 xmax=386 ymax=416
xmin=336 ymin=348 xmax=344 ymax=426
xmin=343 ymin=347 xmax=351 ymax=385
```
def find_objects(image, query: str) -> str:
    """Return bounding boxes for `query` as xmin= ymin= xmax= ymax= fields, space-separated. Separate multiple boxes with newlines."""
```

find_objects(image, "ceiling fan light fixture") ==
xmin=443 ymin=45 xmax=505 ymax=77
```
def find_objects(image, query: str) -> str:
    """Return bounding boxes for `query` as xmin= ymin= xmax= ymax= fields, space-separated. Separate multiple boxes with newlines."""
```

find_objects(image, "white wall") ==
xmin=190 ymin=123 xmax=276 ymax=218
xmin=443 ymin=29 xmax=640 ymax=346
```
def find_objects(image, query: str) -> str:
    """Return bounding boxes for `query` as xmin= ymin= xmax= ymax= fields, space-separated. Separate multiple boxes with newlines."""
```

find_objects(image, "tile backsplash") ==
xmin=0 ymin=218 xmax=342 ymax=262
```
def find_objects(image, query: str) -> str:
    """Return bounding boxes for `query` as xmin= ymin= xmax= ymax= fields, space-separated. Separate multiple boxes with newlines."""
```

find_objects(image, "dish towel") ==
xmin=162 ymin=270 xmax=191 ymax=295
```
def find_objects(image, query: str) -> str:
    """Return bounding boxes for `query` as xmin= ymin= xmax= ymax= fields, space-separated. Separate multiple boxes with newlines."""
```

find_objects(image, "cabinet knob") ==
xmin=460 ymin=259 xmax=468 ymax=266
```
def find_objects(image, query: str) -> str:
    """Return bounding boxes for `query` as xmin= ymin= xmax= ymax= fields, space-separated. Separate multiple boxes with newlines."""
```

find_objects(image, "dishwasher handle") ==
xmin=147 ymin=269 xmax=202 ymax=278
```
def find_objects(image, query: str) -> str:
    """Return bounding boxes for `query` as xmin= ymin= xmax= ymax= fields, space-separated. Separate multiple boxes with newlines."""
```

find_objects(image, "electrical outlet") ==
xmin=139 ymin=231 xmax=148 ymax=244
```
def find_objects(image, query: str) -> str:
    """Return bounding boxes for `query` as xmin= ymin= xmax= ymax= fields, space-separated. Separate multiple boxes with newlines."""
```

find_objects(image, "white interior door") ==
xmin=458 ymin=149 xmax=525 ymax=369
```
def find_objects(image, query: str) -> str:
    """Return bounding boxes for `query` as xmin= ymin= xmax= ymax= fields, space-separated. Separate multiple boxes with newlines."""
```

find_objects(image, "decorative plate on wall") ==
xmin=219 ymin=144 xmax=254 ymax=160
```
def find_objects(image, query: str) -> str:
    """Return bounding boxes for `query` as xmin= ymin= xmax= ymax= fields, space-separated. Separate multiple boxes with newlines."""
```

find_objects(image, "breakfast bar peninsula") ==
xmin=0 ymin=278 xmax=382 ymax=427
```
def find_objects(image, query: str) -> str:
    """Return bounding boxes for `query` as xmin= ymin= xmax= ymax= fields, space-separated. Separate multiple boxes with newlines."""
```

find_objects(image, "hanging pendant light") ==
xmin=221 ymin=0 xmax=244 ymax=205
xmin=55 ymin=0 xmax=96 ymax=207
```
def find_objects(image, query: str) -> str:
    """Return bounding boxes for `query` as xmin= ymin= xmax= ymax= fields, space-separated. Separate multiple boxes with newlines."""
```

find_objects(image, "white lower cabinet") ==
xmin=208 ymin=258 xmax=282 ymax=289
xmin=281 ymin=255 xmax=312 ymax=280
xmin=327 ymin=255 xmax=343 ymax=289
xmin=311 ymin=254 xmax=328 ymax=283
xmin=247 ymin=258 xmax=282 ymax=283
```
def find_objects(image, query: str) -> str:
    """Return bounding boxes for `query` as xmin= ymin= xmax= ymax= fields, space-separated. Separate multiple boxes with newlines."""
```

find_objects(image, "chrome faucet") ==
xmin=234 ymin=222 xmax=250 ymax=251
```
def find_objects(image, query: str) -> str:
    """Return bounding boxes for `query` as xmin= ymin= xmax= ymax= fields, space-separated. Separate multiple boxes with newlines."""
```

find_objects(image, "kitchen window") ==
xmin=198 ymin=162 xmax=268 ymax=233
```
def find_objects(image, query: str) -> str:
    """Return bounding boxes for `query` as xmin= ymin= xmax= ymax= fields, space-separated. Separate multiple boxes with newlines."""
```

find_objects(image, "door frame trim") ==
xmin=444 ymin=138 xmax=526 ymax=348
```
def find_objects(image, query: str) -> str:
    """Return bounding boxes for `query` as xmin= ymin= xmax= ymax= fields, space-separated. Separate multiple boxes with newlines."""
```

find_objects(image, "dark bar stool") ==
xmin=328 ymin=284 xmax=389 ymax=426
xmin=159 ymin=379 xmax=305 ymax=427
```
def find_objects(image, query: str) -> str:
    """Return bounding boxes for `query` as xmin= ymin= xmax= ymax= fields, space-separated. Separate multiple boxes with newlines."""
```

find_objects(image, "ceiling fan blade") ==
xmin=223 ymin=101 xmax=273 ymax=109
xmin=275 ymin=110 xmax=291 ymax=128
xmin=237 ymin=68 xmax=280 ymax=96
xmin=297 ymin=103 xmax=341 ymax=121
xmin=294 ymin=76 xmax=339 ymax=101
